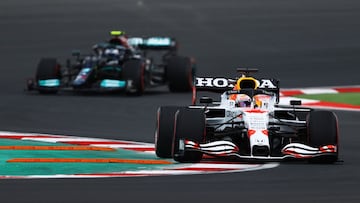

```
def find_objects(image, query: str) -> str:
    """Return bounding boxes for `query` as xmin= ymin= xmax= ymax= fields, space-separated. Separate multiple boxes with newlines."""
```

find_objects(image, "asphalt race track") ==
xmin=0 ymin=0 xmax=360 ymax=202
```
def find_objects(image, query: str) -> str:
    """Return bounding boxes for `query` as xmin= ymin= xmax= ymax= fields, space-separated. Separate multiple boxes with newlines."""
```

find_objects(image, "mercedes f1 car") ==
xmin=155 ymin=68 xmax=339 ymax=163
xmin=26 ymin=32 xmax=195 ymax=95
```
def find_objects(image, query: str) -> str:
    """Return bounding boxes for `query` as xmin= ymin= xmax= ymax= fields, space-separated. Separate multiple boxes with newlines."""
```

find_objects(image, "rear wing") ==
xmin=192 ymin=77 xmax=280 ymax=104
xmin=128 ymin=37 xmax=177 ymax=51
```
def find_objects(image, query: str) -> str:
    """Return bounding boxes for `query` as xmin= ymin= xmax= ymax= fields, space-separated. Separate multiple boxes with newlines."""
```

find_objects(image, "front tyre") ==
xmin=123 ymin=59 xmax=145 ymax=95
xmin=173 ymin=108 xmax=205 ymax=163
xmin=155 ymin=106 xmax=181 ymax=158
xmin=35 ymin=58 xmax=61 ymax=94
xmin=307 ymin=110 xmax=339 ymax=164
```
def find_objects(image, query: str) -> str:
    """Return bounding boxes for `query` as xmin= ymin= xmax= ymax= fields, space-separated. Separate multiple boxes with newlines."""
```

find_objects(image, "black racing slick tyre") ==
xmin=173 ymin=108 xmax=205 ymax=163
xmin=122 ymin=59 xmax=145 ymax=95
xmin=35 ymin=58 xmax=61 ymax=94
xmin=155 ymin=106 xmax=181 ymax=158
xmin=166 ymin=56 xmax=195 ymax=92
xmin=307 ymin=110 xmax=339 ymax=163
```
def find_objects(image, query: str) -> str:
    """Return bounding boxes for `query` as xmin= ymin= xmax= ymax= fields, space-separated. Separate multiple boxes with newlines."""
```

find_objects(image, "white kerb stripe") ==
xmin=301 ymin=88 xmax=338 ymax=94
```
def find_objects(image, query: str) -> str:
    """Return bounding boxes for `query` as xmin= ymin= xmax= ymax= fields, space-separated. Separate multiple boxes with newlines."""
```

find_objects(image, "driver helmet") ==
xmin=233 ymin=94 xmax=252 ymax=107
xmin=109 ymin=30 xmax=126 ymax=45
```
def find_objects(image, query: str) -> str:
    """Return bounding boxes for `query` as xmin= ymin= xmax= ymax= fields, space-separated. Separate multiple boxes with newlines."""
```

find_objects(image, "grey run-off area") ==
xmin=0 ymin=0 xmax=359 ymax=202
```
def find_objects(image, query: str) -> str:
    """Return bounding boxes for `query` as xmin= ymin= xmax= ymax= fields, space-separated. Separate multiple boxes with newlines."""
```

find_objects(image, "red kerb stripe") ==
xmin=280 ymin=90 xmax=303 ymax=96
xmin=334 ymin=87 xmax=360 ymax=93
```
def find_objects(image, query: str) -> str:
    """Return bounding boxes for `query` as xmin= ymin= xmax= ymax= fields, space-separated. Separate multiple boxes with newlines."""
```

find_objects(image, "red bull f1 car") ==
xmin=26 ymin=32 xmax=195 ymax=95
xmin=155 ymin=68 xmax=339 ymax=163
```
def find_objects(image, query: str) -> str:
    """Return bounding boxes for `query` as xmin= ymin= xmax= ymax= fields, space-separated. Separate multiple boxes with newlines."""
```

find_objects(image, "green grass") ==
xmin=295 ymin=93 xmax=360 ymax=105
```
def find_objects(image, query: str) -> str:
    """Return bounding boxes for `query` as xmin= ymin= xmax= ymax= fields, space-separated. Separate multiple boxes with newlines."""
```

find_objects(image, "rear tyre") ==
xmin=167 ymin=56 xmax=195 ymax=92
xmin=122 ymin=59 xmax=145 ymax=95
xmin=155 ymin=106 xmax=181 ymax=158
xmin=307 ymin=110 xmax=339 ymax=163
xmin=173 ymin=108 xmax=205 ymax=163
xmin=36 ymin=58 xmax=61 ymax=94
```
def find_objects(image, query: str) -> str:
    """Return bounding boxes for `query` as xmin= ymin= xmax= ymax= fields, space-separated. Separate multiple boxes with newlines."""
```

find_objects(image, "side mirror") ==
xmin=290 ymin=100 xmax=302 ymax=106
xmin=200 ymin=96 xmax=213 ymax=104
